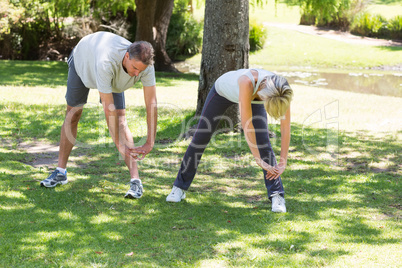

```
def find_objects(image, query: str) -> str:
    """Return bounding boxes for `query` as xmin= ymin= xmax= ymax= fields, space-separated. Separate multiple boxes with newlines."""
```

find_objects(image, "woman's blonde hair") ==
xmin=257 ymin=75 xmax=293 ymax=120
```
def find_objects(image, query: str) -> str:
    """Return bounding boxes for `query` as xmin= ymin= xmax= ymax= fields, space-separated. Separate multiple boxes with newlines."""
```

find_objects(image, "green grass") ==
xmin=0 ymin=59 xmax=401 ymax=267
xmin=249 ymin=26 xmax=402 ymax=68
xmin=186 ymin=5 xmax=402 ymax=70
xmin=1 ymin=1 xmax=401 ymax=266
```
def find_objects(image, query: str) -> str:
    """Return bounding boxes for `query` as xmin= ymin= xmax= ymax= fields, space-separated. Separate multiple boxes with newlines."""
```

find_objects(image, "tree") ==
xmin=195 ymin=0 xmax=249 ymax=131
xmin=135 ymin=0 xmax=178 ymax=72
xmin=282 ymin=0 xmax=365 ymax=29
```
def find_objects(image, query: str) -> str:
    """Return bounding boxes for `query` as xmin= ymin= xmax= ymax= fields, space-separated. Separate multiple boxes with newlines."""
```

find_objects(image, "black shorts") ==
xmin=66 ymin=54 xmax=125 ymax=109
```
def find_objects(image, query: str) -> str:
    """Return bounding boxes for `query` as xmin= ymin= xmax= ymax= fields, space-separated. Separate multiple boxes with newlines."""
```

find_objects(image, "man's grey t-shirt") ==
xmin=73 ymin=31 xmax=156 ymax=93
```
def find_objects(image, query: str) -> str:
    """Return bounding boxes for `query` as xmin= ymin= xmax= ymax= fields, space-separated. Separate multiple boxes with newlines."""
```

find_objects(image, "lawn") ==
xmin=0 ymin=59 xmax=401 ymax=267
xmin=1 ymin=1 xmax=401 ymax=267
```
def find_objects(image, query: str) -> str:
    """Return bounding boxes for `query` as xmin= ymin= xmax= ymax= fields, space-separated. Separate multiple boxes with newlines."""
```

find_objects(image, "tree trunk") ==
xmin=135 ymin=0 xmax=177 ymax=72
xmin=196 ymin=0 xmax=249 ymax=132
xmin=134 ymin=0 xmax=156 ymax=43
xmin=153 ymin=0 xmax=178 ymax=72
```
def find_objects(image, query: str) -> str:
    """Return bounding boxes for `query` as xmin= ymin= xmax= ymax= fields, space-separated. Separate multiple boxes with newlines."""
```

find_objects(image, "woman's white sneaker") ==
xmin=166 ymin=186 xmax=186 ymax=202
xmin=271 ymin=192 xmax=286 ymax=213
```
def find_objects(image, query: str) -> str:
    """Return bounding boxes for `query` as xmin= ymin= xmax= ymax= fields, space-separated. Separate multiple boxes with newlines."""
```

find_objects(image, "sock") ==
xmin=56 ymin=167 xmax=67 ymax=175
xmin=131 ymin=178 xmax=141 ymax=184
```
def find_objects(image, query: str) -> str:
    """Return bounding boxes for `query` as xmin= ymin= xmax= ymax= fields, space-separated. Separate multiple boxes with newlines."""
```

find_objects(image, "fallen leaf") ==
xmin=126 ymin=252 xmax=134 ymax=256
xmin=95 ymin=251 xmax=103 ymax=254
xmin=227 ymin=220 xmax=231 ymax=223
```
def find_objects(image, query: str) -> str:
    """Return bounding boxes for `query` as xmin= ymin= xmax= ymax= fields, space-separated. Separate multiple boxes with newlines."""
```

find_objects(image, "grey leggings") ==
xmin=173 ymin=85 xmax=284 ymax=198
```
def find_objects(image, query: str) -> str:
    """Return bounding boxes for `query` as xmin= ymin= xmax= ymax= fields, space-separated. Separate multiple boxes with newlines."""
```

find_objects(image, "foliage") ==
xmin=388 ymin=15 xmax=402 ymax=39
xmin=249 ymin=20 xmax=267 ymax=51
xmin=351 ymin=12 xmax=387 ymax=37
xmin=283 ymin=0 xmax=367 ymax=29
xmin=166 ymin=1 xmax=203 ymax=59
xmin=351 ymin=13 xmax=402 ymax=40
xmin=0 ymin=0 xmax=24 ymax=36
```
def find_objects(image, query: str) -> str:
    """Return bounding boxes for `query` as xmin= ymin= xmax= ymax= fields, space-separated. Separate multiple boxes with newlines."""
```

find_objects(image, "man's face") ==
xmin=123 ymin=52 xmax=148 ymax=77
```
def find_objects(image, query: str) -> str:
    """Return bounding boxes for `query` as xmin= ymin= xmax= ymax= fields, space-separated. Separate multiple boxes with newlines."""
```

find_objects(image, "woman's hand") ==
xmin=258 ymin=159 xmax=286 ymax=180
xmin=266 ymin=164 xmax=286 ymax=180
xmin=257 ymin=159 xmax=277 ymax=179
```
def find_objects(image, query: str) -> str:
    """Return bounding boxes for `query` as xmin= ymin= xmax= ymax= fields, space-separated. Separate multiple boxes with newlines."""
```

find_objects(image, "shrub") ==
xmin=351 ymin=12 xmax=387 ymax=37
xmin=388 ymin=16 xmax=402 ymax=40
xmin=285 ymin=0 xmax=367 ymax=30
xmin=166 ymin=5 xmax=203 ymax=59
xmin=249 ymin=21 xmax=267 ymax=51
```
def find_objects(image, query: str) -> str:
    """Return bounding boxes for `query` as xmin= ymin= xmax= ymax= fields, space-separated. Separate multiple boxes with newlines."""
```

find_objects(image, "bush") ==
xmin=249 ymin=21 xmax=267 ymax=51
xmin=388 ymin=16 xmax=402 ymax=40
xmin=285 ymin=0 xmax=367 ymax=30
xmin=351 ymin=12 xmax=387 ymax=37
xmin=351 ymin=13 xmax=402 ymax=40
xmin=166 ymin=7 xmax=203 ymax=60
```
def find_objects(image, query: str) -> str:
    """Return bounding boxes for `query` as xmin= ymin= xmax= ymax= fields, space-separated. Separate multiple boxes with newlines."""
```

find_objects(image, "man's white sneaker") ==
xmin=166 ymin=186 xmax=186 ymax=202
xmin=271 ymin=192 xmax=286 ymax=213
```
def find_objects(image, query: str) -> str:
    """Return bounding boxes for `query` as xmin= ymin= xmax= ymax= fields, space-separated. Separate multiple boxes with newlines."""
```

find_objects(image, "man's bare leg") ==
xmin=41 ymin=105 xmax=83 ymax=187
xmin=117 ymin=109 xmax=139 ymax=179
xmin=58 ymin=105 xmax=83 ymax=168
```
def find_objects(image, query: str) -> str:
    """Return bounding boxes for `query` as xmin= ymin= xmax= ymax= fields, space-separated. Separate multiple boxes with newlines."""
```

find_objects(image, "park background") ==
xmin=0 ymin=0 xmax=401 ymax=267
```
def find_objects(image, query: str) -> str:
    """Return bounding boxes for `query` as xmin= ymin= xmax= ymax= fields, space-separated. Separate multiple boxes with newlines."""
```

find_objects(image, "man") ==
xmin=40 ymin=31 xmax=157 ymax=199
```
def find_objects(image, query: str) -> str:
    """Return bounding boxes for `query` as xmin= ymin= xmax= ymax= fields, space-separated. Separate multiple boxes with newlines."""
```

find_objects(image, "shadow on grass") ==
xmin=0 ymin=101 xmax=400 ymax=266
xmin=0 ymin=60 xmax=68 ymax=87
xmin=377 ymin=45 xmax=402 ymax=52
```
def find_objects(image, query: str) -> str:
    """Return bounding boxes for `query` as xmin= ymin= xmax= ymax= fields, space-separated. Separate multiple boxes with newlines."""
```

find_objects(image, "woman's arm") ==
xmin=267 ymin=106 xmax=291 ymax=180
xmin=238 ymin=76 xmax=277 ymax=175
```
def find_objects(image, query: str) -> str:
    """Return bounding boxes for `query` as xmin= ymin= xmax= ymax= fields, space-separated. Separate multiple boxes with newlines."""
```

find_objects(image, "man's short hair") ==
xmin=127 ymin=41 xmax=155 ymax=66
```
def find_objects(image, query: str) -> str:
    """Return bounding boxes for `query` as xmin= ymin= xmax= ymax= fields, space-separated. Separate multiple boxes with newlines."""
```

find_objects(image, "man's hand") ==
xmin=128 ymin=142 xmax=153 ymax=161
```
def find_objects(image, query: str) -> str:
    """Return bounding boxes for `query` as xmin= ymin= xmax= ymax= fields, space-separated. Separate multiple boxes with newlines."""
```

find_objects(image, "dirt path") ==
xmin=266 ymin=22 xmax=402 ymax=47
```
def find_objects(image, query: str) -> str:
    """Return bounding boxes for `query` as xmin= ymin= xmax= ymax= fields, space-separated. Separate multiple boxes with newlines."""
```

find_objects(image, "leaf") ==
xmin=126 ymin=252 xmax=134 ymax=256
xmin=95 ymin=251 xmax=103 ymax=254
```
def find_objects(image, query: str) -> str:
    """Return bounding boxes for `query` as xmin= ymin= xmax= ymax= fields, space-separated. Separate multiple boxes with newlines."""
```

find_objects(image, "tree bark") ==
xmin=134 ymin=0 xmax=178 ymax=72
xmin=153 ymin=0 xmax=178 ymax=72
xmin=196 ymin=0 xmax=249 ymax=132
xmin=134 ymin=0 xmax=156 ymax=43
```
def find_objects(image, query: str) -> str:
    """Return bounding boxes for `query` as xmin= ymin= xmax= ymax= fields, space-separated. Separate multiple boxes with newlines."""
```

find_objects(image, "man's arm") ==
xmin=130 ymin=85 xmax=157 ymax=158
xmin=144 ymin=85 xmax=157 ymax=151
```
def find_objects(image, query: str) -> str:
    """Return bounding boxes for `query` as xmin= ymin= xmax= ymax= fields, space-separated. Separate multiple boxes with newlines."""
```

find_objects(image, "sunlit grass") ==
xmin=0 ymin=3 xmax=401 ymax=266
xmin=1 ymin=74 xmax=400 ymax=266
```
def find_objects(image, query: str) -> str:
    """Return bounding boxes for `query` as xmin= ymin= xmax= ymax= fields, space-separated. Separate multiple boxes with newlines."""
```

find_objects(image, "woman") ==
xmin=166 ymin=69 xmax=293 ymax=213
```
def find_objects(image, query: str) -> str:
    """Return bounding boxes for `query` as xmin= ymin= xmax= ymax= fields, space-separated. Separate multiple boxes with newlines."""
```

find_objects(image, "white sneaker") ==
xmin=166 ymin=186 xmax=186 ymax=202
xmin=271 ymin=192 xmax=286 ymax=213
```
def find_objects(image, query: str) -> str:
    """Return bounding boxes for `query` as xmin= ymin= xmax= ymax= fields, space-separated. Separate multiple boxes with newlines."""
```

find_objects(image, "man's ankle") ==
xmin=56 ymin=167 xmax=67 ymax=175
